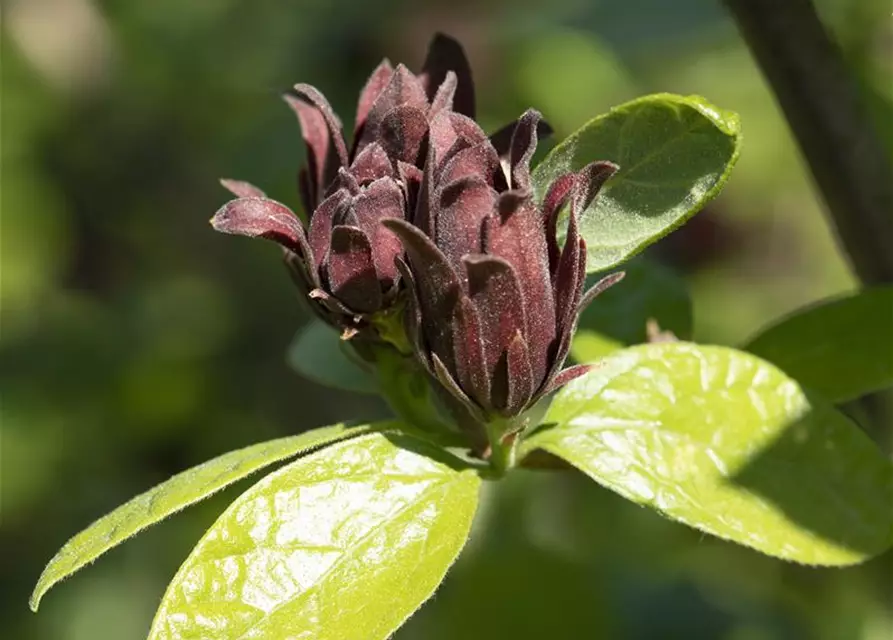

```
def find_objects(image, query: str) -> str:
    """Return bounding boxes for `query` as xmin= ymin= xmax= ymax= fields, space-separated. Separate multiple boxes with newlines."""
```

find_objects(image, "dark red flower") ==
xmin=211 ymin=34 xmax=490 ymax=336
xmin=385 ymin=110 xmax=623 ymax=422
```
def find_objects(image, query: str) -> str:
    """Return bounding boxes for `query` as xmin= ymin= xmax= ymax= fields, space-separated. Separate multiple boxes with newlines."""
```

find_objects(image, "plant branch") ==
xmin=724 ymin=0 xmax=893 ymax=285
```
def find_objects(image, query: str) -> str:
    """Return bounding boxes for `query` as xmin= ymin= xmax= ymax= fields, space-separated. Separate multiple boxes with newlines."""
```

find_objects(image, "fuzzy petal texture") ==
xmin=326 ymin=226 xmax=382 ymax=314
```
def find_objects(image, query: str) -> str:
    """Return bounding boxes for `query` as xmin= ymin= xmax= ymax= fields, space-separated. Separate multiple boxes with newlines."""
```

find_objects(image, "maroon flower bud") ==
xmin=211 ymin=34 xmax=482 ymax=336
xmin=385 ymin=111 xmax=623 ymax=423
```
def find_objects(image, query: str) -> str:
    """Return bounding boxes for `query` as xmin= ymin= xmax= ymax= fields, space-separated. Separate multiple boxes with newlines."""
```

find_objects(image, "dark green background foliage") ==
xmin=3 ymin=0 xmax=891 ymax=638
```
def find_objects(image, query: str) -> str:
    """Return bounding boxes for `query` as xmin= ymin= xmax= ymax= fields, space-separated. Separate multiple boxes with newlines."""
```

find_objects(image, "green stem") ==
xmin=485 ymin=419 xmax=519 ymax=477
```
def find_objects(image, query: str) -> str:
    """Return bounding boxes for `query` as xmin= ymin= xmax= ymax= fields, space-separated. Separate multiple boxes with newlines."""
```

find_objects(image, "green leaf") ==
xmin=532 ymin=94 xmax=741 ymax=272
xmin=287 ymin=320 xmax=378 ymax=394
xmin=577 ymin=258 xmax=692 ymax=345
xmin=148 ymin=432 xmax=481 ymax=640
xmin=523 ymin=343 xmax=893 ymax=566
xmin=743 ymin=287 xmax=893 ymax=403
xmin=30 ymin=423 xmax=371 ymax=612
xmin=570 ymin=331 xmax=624 ymax=363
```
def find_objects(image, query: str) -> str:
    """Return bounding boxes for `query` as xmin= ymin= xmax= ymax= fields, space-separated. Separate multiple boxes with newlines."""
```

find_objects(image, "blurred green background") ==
xmin=2 ymin=0 xmax=891 ymax=638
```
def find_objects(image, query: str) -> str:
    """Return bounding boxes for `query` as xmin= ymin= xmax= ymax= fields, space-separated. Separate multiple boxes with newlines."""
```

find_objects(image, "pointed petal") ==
xmin=395 ymin=257 xmax=429 ymax=369
xmin=451 ymin=295 xmax=490 ymax=408
xmin=437 ymin=140 xmax=503 ymax=188
xmin=357 ymin=64 xmax=427 ymax=151
xmin=489 ymin=117 xmax=553 ymax=160
xmin=540 ymin=364 xmax=593 ymax=397
xmin=503 ymin=331 xmax=534 ymax=414
xmin=292 ymin=84 xmax=349 ymax=164
xmin=413 ymin=141 xmax=437 ymax=237
xmin=220 ymin=178 xmax=266 ymax=198
xmin=553 ymin=197 xmax=584 ymax=329
xmin=483 ymin=192 xmax=555 ymax=380
xmin=463 ymin=254 xmax=528 ymax=375
xmin=508 ymin=109 xmax=542 ymax=191
xmin=286 ymin=86 xmax=348 ymax=198
xmin=542 ymin=173 xmax=576 ymax=275
xmin=431 ymin=352 xmax=482 ymax=420
xmin=428 ymin=70 xmax=457 ymax=117
xmin=349 ymin=142 xmax=394 ymax=185
xmin=379 ymin=105 xmax=429 ymax=165
xmin=542 ymin=236 xmax=587 ymax=394
xmin=573 ymin=161 xmax=620 ymax=213
xmin=355 ymin=59 xmax=394 ymax=138
xmin=351 ymin=177 xmax=405 ymax=286
xmin=435 ymin=176 xmax=497 ymax=267
xmin=420 ymin=33 xmax=476 ymax=118
xmin=212 ymin=197 xmax=306 ymax=253
xmin=308 ymin=190 xmax=350 ymax=270
xmin=579 ymin=271 xmax=625 ymax=312
xmin=382 ymin=218 xmax=463 ymax=367
xmin=326 ymin=226 xmax=382 ymax=313
xmin=448 ymin=112 xmax=489 ymax=149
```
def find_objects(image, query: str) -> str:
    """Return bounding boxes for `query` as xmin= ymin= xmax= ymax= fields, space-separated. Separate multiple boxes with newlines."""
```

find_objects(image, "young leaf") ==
xmin=577 ymin=258 xmax=692 ymax=345
xmin=522 ymin=343 xmax=893 ymax=566
xmin=148 ymin=432 xmax=481 ymax=640
xmin=743 ymin=287 xmax=893 ymax=403
xmin=532 ymin=94 xmax=741 ymax=273
xmin=30 ymin=422 xmax=372 ymax=612
xmin=287 ymin=319 xmax=378 ymax=394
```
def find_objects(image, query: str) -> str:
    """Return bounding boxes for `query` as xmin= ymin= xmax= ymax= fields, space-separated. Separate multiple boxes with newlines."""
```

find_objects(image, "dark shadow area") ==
xmin=728 ymin=400 xmax=893 ymax=559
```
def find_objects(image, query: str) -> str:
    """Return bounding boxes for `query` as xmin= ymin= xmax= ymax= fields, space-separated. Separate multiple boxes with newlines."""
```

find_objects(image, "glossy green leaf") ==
xmin=287 ymin=320 xmax=378 ymax=394
xmin=523 ymin=343 xmax=893 ymax=565
xmin=532 ymin=94 xmax=741 ymax=272
xmin=577 ymin=258 xmax=692 ymax=346
xmin=148 ymin=432 xmax=481 ymax=640
xmin=743 ymin=287 xmax=893 ymax=403
xmin=30 ymin=423 xmax=370 ymax=612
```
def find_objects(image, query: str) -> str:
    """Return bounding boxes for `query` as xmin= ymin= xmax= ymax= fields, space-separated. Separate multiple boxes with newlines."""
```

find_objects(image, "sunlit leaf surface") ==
xmin=524 ymin=343 xmax=893 ymax=565
xmin=148 ymin=432 xmax=481 ymax=639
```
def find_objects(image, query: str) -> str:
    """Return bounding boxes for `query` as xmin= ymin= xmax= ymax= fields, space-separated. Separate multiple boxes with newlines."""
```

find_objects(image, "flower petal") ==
xmin=395 ymin=257 xmax=429 ymax=369
xmin=489 ymin=117 xmax=553 ymax=160
xmin=579 ymin=271 xmax=625 ymax=312
xmin=219 ymin=178 xmax=266 ymax=198
xmin=357 ymin=64 xmax=427 ymax=152
xmin=428 ymin=70 xmax=457 ymax=117
xmin=508 ymin=109 xmax=541 ymax=191
xmin=379 ymin=105 xmax=429 ymax=165
xmin=349 ymin=142 xmax=394 ymax=185
xmin=483 ymin=192 xmax=555 ymax=381
xmin=355 ymin=59 xmax=394 ymax=139
xmin=420 ymin=33 xmax=476 ymax=118
xmin=212 ymin=197 xmax=306 ymax=253
xmin=539 ymin=364 xmax=593 ymax=397
xmin=462 ymin=254 xmax=528 ymax=376
xmin=326 ymin=226 xmax=382 ymax=314
xmin=542 ymin=173 xmax=576 ymax=275
xmin=382 ymin=218 xmax=463 ymax=369
xmin=435 ymin=176 xmax=496 ymax=268
xmin=573 ymin=161 xmax=619 ymax=213
xmin=503 ymin=331 xmax=534 ymax=414
xmin=308 ymin=189 xmax=350 ymax=271
xmin=451 ymin=295 xmax=490 ymax=408
xmin=351 ymin=177 xmax=405 ymax=286
xmin=437 ymin=140 xmax=503 ymax=189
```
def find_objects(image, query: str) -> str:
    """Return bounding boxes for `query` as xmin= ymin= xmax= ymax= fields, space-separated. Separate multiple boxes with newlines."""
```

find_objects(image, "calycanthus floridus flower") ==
xmin=384 ymin=109 xmax=623 ymax=434
xmin=211 ymin=34 xmax=481 ymax=338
